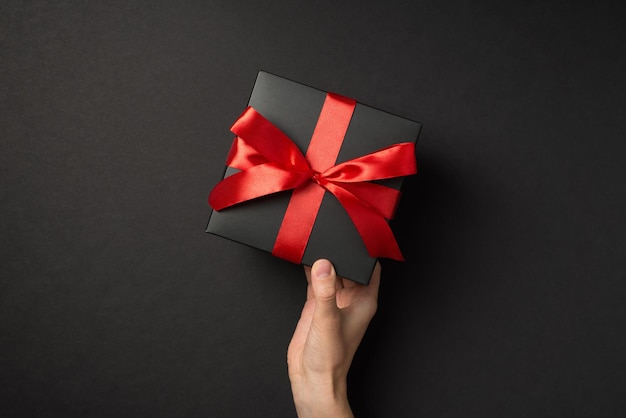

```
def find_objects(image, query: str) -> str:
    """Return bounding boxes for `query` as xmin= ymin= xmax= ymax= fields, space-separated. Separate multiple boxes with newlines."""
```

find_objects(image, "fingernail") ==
xmin=313 ymin=259 xmax=332 ymax=279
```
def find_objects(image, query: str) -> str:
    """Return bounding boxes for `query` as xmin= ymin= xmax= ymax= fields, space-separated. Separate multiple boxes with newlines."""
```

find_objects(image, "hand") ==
xmin=287 ymin=259 xmax=381 ymax=418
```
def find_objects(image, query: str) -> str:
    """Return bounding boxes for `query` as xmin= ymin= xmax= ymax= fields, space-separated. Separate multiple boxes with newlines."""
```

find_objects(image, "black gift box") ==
xmin=206 ymin=71 xmax=421 ymax=284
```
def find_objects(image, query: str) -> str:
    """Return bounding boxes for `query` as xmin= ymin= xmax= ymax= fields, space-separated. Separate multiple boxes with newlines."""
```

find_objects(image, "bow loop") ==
xmin=321 ymin=142 xmax=416 ymax=182
xmin=229 ymin=107 xmax=310 ymax=171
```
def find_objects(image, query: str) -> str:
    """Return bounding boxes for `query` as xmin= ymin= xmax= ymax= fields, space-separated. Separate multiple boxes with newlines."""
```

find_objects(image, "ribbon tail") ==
xmin=324 ymin=182 xmax=404 ymax=261
xmin=337 ymin=182 xmax=401 ymax=219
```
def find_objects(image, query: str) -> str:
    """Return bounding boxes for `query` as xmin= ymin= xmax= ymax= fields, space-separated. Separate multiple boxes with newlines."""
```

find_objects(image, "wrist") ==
xmin=290 ymin=373 xmax=353 ymax=418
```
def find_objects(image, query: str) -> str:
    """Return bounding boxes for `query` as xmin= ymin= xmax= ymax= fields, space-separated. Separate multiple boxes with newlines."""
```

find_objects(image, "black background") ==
xmin=1 ymin=1 xmax=625 ymax=417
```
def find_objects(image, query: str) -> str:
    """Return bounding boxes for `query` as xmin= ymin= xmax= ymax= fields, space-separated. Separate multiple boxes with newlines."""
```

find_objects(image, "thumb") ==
xmin=311 ymin=259 xmax=340 ymax=327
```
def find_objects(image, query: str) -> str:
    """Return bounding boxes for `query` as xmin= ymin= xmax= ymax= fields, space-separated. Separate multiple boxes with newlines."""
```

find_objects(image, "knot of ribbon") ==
xmin=209 ymin=99 xmax=416 ymax=262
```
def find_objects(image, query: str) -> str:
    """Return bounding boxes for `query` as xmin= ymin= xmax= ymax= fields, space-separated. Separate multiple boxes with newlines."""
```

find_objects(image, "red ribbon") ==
xmin=209 ymin=93 xmax=417 ymax=262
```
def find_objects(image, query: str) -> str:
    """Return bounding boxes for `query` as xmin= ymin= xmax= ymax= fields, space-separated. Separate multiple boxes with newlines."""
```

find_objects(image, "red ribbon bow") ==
xmin=209 ymin=96 xmax=416 ymax=262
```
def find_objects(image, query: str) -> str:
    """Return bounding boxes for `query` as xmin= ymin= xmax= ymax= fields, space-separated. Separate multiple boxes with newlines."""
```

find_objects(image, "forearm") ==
xmin=290 ymin=374 xmax=353 ymax=418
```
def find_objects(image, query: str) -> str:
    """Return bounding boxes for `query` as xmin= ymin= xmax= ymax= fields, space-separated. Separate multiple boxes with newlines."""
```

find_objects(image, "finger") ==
xmin=303 ymin=265 xmax=314 ymax=300
xmin=365 ymin=261 xmax=382 ymax=298
xmin=342 ymin=278 xmax=360 ymax=288
xmin=310 ymin=259 xmax=340 ymax=326
xmin=336 ymin=275 xmax=345 ymax=290
xmin=307 ymin=264 xmax=343 ymax=289
xmin=356 ymin=261 xmax=381 ymax=301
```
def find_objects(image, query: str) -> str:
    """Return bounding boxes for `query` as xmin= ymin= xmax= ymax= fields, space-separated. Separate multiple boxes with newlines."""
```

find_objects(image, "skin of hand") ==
xmin=287 ymin=259 xmax=381 ymax=418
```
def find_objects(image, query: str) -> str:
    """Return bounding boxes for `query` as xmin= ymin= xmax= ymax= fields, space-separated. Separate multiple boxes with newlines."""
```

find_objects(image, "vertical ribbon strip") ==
xmin=272 ymin=93 xmax=356 ymax=262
